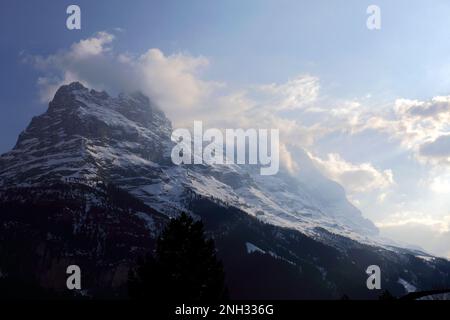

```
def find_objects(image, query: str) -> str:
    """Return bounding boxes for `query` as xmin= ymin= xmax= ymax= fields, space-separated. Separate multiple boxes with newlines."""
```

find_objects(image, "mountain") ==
xmin=0 ymin=82 xmax=449 ymax=299
xmin=0 ymin=82 xmax=376 ymax=238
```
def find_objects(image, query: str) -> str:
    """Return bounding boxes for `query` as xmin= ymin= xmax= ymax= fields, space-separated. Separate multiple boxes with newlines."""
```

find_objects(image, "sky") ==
xmin=2 ymin=0 xmax=450 ymax=257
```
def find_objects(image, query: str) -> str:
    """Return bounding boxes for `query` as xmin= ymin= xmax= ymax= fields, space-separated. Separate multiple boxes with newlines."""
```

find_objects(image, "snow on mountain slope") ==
xmin=0 ymin=82 xmax=378 ymax=242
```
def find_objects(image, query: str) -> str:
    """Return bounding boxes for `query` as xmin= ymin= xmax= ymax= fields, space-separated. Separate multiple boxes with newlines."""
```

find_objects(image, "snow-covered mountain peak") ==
xmin=0 ymin=82 xmax=378 ymax=242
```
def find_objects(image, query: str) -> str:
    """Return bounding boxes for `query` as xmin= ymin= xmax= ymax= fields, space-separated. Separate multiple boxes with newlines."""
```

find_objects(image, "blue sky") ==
xmin=2 ymin=0 xmax=450 ymax=256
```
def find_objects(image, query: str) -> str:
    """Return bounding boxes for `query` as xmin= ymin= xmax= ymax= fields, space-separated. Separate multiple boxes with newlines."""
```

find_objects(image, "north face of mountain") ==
xmin=0 ymin=82 xmax=377 ymax=240
xmin=1 ymin=82 xmax=449 ymax=299
xmin=0 ymin=82 xmax=172 ymax=188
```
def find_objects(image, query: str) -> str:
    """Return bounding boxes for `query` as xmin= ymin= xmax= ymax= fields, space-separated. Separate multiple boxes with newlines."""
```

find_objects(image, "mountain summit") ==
xmin=0 ymin=82 xmax=376 ymax=238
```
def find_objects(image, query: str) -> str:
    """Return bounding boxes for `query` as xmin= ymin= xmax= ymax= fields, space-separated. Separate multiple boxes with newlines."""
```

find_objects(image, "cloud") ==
xmin=254 ymin=75 xmax=319 ymax=111
xmin=25 ymin=31 xmax=216 ymax=118
xmin=29 ymin=31 xmax=115 ymax=72
xmin=422 ymin=167 xmax=450 ymax=194
xmin=131 ymin=48 xmax=214 ymax=114
xmin=419 ymin=134 xmax=450 ymax=163
xmin=377 ymin=211 xmax=450 ymax=257
xmin=376 ymin=211 xmax=450 ymax=232
xmin=355 ymin=96 xmax=450 ymax=166
xmin=308 ymin=152 xmax=394 ymax=194
xmin=377 ymin=192 xmax=387 ymax=203
xmin=70 ymin=31 xmax=114 ymax=58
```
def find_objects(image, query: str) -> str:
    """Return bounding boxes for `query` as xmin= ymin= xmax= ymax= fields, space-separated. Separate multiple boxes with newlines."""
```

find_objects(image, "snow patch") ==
xmin=245 ymin=242 xmax=265 ymax=254
xmin=398 ymin=278 xmax=417 ymax=293
xmin=135 ymin=212 xmax=156 ymax=233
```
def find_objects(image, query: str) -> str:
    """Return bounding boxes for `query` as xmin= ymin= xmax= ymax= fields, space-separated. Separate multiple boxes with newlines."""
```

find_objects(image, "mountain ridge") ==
xmin=1 ymin=82 xmax=449 ymax=299
xmin=0 ymin=81 xmax=378 ymax=240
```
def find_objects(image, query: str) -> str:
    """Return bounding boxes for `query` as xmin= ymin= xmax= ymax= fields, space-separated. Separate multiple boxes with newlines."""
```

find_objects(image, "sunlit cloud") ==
xmin=307 ymin=152 xmax=394 ymax=194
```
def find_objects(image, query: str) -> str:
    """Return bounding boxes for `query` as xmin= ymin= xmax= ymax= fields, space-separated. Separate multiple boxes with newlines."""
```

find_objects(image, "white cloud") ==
xmin=377 ymin=192 xmax=387 ymax=203
xmin=422 ymin=167 xmax=450 ymax=195
xmin=70 ymin=31 xmax=114 ymax=58
xmin=254 ymin=75 xmax=319 ymax=111
xmin=134 ymin=48 xmax=214 ymax=112
xmin=376 ymin=211 xmax=450 ymax=233
xmin=356 ymin=96 xmax=450 ymax=166
xmin=26 ymin=31 xmax=216 ymax=117
xmin=308 ymin=152 xmax=394 ymax=194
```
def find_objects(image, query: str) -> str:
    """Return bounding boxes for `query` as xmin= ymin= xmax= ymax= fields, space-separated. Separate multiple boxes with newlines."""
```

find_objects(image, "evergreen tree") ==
xmin=128 ymin=213 xmax=227 ymax=301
